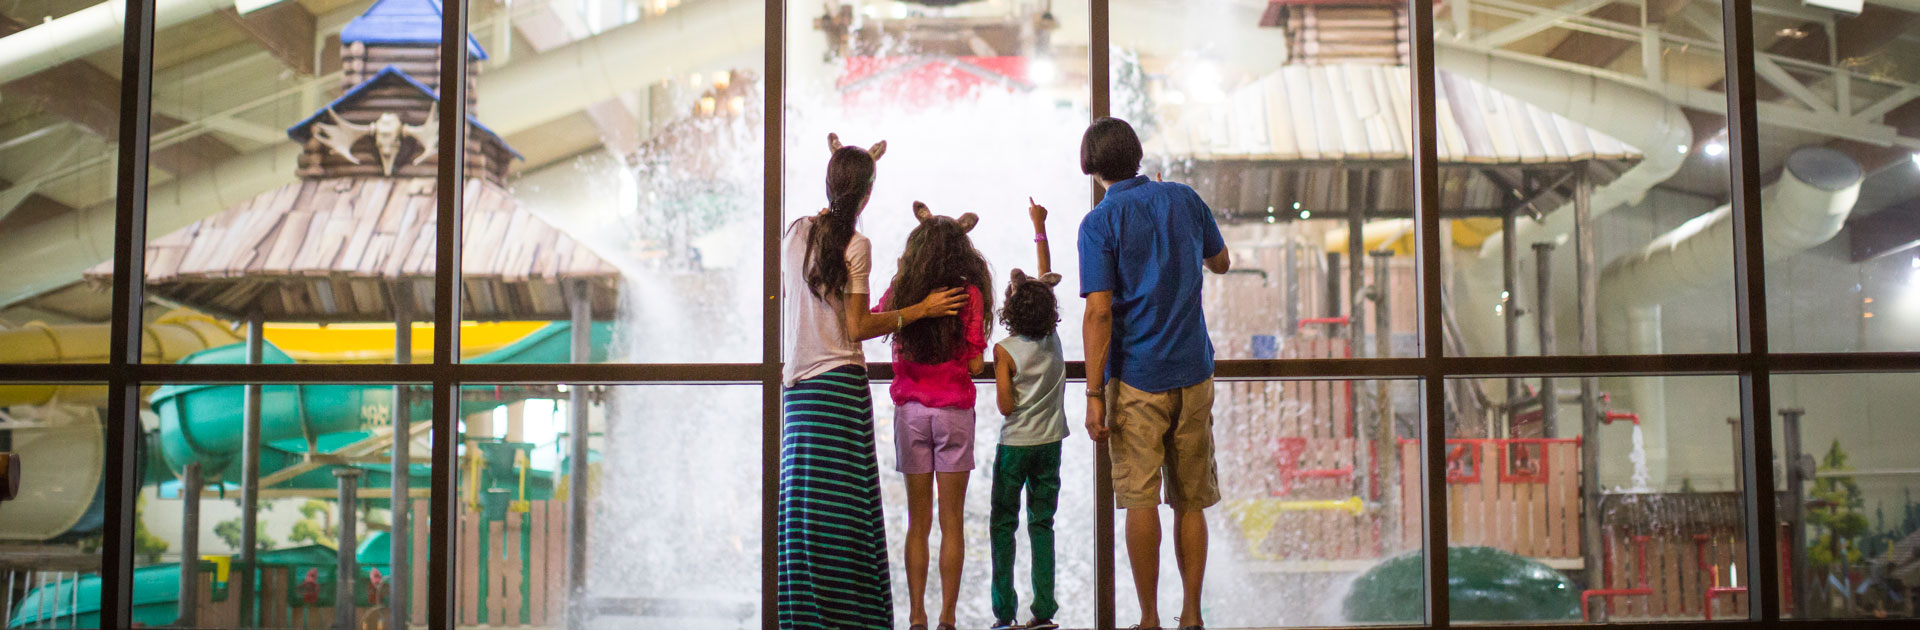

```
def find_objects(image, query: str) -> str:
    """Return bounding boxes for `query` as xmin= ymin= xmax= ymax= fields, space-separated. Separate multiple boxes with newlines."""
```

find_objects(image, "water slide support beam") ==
xmin=334 ymin=469 xmax=361 ymax=630
xmin=565 ymin=278 xmax=591 ymax=627
xmin=389 ymin=295 xmax=412 ymax=630
xmin=178 ymin=462 xmax=202 ymax=628
xmin=238 ymin=314 xmax=265 ymax=629
xmin=1532 ymin=242 xmax=1557 ymax=436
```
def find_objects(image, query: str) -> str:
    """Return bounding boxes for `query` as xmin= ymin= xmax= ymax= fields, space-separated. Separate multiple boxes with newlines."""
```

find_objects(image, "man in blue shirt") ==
xmin=1077 ymin=117 xmax=1230 ymax=630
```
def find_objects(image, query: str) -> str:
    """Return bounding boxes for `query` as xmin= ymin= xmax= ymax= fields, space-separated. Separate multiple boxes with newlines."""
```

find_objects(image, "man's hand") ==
xmin=1028 ymin=197 xmax=1047 ymax=227
xmin=1085 ymin=394 xmax=1109 ymax=442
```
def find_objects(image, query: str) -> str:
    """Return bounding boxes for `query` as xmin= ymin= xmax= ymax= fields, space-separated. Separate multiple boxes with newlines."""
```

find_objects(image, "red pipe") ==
xmin=1696 ymin=534 xmax=1749 ymax=620
xmin=1602 ymin=411 xmax=1641 ymax=425
xmin=1582 ymin=534 xmax=1652 ymax=621
xmin=1298 ymin=316 xmax=1350 ymax=329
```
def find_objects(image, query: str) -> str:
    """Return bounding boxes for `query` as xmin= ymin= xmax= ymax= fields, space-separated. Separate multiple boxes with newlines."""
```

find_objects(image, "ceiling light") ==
xmin=1675 ymin=144 xmax=1690 ymax=155
xmin=1299 ymin=210 xmax=1311 ymax=219
xmin=1704 ymin=141 xmax=1726 ymax=157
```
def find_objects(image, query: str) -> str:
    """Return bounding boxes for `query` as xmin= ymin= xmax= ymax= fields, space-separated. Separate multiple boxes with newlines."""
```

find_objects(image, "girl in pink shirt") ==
xmin=876 ymin=201 xmax=994 ymax=630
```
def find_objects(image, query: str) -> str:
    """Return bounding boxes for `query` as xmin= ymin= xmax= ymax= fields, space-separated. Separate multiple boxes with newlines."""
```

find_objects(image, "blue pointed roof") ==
xmin=340 ymin=0 xmax=487 ymax=60
xmin=286 ymin=66 xmax=521 ymax=159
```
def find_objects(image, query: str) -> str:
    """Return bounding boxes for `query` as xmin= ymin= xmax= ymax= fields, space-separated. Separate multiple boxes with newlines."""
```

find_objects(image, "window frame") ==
xmin=0 ymin=0 xmax=1910 ymax=628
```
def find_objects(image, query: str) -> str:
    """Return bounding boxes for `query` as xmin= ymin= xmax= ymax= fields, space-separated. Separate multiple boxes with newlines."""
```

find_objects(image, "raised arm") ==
xmin=1029 ymin=197 xmax=1052 ymax=277
xmin=842 ymin=288 xmax=966 ymax=342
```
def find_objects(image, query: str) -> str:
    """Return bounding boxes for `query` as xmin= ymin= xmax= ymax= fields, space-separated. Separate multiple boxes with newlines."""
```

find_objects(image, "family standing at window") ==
xmin=775 ymin=118 xmax=1232 ymax=630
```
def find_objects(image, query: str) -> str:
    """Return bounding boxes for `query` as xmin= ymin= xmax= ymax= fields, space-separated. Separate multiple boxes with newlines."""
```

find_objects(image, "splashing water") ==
xmin=1624 ymin=425 xmax=1653 ymax=493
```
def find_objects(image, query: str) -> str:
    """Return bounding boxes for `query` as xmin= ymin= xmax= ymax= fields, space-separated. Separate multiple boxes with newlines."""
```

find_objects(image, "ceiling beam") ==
xmin=218 ymin=3 xmax=316 ymax=75
xmin=510 ymin=2 xmax=643 ymax=158
xmin=1545 ymin=0 xmax=1690 ymax=69
xmin=0 ymin=13 xmax=242 ymax=175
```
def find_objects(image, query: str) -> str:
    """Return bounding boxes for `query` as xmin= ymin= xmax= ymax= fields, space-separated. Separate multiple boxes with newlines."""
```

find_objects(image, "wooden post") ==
xmin=335 ymin=469 xmax=363 ymax=630
xmin=239 ymin=314 xmax=266 ymax=628
xmin=1532 ymin=243 xmax=1557 ymax=437
xmin=1781 ymin=407 xmax=1809 ymax=616
xmin=565 ymin=279 xmax=592 ymax=628
xmin=178 ymin=462 xmax=202 ymax=628
xmin=390 ymin=293 xmax=412 ymax=630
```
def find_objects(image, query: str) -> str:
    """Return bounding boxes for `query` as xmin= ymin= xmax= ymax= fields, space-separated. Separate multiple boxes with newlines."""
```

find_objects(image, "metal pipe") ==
xmin=389 ymin=295 xmax=412 ymax=630
xmin=1284 ymin=240 xmax=1301 ymax=332
xmin=238 ymin=314 xmax=265 ymax=629
xmin=1348 ymin=174 xmax=1368 ymax=359
xmin=1532 ymin=242 xmax=1557 ymax=437
xmin=334 ymin=469 xmax=362 ymax=630
xmin=178 ymin=462 xmax=202 ymax=628
xmin=1325 ymin=252 xmax=1343 ymax=320
xmin=1502 ymin=208 xmax=1520 ymax=436
xmin=565 ymin=279 xmax=592 ymax=627
xmin=1782 ymin=407 xmax=1810 ymax=616
xmin=0 ymin=0 xmax=235 ymax=84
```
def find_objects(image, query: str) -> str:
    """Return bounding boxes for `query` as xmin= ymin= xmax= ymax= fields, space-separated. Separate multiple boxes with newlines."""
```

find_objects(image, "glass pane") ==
xmin=1115 ymin=0 xmax=1419 ymax=360
xmin=1187 ymin=378 xmax=1421 ymax=627
xmin=862 ymin=382 xmax=1097 ymax=628
xmin=1447 ymin=375 xmax=1750 ymax=624
xmin=461 ymin=0 xmax=766 ymax=364
xmin=1435 ymin=0 xmax=1738 ymax=356
xmin=129 ymin=381 xmax=432 ymax=630
xmin=1773 ymin=372 xmax=1920 ymax=620
xmin=782 ymin=0 xmax=1093 ymax=363
xmin=1756 ymin=11 xmax=1920 ymax=353
xmin=456 ymin=384 xmax=761 ymax=628
xmin=0 ymin=0 xmax=121 ymax=360
xmin=140 ymin=0 xmax=439 ymax=362
xmin=1 ymin=384 xmax=107 ymax=628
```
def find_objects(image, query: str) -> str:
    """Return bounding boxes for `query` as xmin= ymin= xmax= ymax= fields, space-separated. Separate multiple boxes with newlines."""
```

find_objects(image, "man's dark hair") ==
xmin=1080 ymin=117 xmax=1143 ymax=182
xmin=999 ymin=274 xmax=1059 ymax=340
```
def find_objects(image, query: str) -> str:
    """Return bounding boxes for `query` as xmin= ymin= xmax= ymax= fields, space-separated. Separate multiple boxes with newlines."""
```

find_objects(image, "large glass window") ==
xmin=7 ymin=0 xmax=1920 ymax=627
xmin=1773 ymin=373 xmax=1920 ymax=620
xmin=0 ymin=0 xmax=121 ymax=359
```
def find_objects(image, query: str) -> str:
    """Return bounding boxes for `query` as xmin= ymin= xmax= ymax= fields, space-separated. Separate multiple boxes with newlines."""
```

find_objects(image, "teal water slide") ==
xmin=6 ymin=322 xmax=610 ymax=629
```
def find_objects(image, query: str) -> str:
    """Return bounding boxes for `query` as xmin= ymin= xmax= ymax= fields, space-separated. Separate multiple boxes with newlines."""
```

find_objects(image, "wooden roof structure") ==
xmin=87 ymin=177 xmax=618 ymax=322
xmin=1154 ymin=63 xmax=1644 ymax=221
xmin=78 ymin=0 xmax=618 ymax=323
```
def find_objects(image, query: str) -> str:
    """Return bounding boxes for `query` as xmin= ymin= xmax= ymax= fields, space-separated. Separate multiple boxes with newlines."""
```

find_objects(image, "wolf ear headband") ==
xmin=828 ymin=132 xmax=886 ymax=162
xmin=1009 ymin=268 xmax=1062 ymax=287
xmin=912 ymin=201 xmax=979 ymax=233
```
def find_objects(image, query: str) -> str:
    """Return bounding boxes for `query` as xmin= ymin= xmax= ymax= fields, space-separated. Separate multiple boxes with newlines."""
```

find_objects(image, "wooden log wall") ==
xmin=1284 ymin=5 xmax=1411 ymax=66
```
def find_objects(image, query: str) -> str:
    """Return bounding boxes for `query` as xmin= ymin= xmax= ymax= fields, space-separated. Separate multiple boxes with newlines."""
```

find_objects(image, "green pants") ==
xmin=990 ymin=441 xmax=1062 ymax=621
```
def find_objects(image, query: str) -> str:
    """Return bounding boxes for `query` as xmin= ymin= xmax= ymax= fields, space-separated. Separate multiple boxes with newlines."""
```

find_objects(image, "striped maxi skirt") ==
xmin=777 ymin=365 xmax=894 ymax=629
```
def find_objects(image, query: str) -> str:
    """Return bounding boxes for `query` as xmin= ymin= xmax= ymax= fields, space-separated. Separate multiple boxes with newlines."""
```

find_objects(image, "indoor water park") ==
xmin=2 ymin=0 xmax=1920 ymax=628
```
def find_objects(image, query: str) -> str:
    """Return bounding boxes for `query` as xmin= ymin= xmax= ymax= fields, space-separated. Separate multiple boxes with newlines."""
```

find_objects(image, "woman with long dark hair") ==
xmin=777 ymin=134 xmax=966 ymax=629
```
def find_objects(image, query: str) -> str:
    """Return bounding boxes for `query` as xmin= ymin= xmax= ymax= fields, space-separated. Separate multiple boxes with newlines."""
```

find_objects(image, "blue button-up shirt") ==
xmin=1077 ymin=175 xmax=1226 ymax=393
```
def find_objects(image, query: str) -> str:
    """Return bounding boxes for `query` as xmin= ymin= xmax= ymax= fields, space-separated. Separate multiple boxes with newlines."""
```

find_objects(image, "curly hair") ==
xmin=882 ymin=217 xmax=994 ymax=364
xmin=999 ymin=274 xmax=1059 ymax=340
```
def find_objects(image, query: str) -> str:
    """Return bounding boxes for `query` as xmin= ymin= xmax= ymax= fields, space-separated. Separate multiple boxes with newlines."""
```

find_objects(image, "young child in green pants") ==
xmin=988 ymin=198 xmax=1070 ymax=630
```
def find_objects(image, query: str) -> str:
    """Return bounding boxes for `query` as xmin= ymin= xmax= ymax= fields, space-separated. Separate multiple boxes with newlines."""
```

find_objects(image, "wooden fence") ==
xmin=1397 ymin=439 xmax=1584 ymax=563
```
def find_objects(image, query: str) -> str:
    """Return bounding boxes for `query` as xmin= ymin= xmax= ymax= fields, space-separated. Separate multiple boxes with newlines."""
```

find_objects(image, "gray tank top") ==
xmin=997 ymin=333 xmax=1070 ymax=446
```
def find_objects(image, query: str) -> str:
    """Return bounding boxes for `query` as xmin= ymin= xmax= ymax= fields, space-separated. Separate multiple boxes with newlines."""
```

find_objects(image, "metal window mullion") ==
xmin=430 ymin=0 xmax=470 ymax=628
xmin=1721 ymin=0 xmax=1783 ymax=620
xmin=102 ymin=0 xmax=158 ymax=623
xmin=761 ymin=0 xmax=785 ymax=625
xmin=1088 ymin=1 xmax=1115 ymax=628
xmin=1407 ymin=0 xmax=1449 ymax=625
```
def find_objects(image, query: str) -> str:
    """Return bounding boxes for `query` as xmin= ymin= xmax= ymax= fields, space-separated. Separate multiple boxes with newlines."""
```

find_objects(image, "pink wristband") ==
xmin=1034 ymin=233 xmax=1048 ymax=242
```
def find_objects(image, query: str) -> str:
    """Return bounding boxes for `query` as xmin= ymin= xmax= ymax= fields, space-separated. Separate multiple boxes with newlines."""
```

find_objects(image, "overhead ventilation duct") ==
xmin=0 ymin=0 xmax=760 ymax=306
xmin=1432 ymin=46 xmax=1694 ymax=357
xmin=1598 ymin=146 xmax=1863 ymax=489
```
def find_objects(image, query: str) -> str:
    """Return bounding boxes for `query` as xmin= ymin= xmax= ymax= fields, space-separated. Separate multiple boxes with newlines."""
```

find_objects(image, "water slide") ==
xmin=0 ymin=319 xmax=611 ymax=541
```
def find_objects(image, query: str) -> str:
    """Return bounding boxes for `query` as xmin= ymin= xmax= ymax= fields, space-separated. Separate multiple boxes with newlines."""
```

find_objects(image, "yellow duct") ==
xmin=1324 ymin=218 xmax=1506 ymax=256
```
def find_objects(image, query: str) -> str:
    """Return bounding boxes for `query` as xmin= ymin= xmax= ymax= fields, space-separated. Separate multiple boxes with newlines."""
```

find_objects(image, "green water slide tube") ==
xmin=148 ymin=322 xmax=611 ymax=486
xmin=5 ymin=544 xmax=390 ymax=629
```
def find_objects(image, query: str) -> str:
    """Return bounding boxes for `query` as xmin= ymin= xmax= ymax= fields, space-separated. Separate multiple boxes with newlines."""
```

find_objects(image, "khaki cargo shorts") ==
xmin=1107 ymin=378 xmax=1221 ymax=511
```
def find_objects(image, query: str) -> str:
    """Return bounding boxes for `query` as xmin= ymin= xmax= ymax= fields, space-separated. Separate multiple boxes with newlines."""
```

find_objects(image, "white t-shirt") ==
xmin=782 ymin=216 xmax=871 ymax=386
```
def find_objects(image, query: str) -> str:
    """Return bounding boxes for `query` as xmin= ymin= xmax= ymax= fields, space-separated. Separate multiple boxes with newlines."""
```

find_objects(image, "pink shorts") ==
xmin=893 ymin=402 xmax=976 ymax=474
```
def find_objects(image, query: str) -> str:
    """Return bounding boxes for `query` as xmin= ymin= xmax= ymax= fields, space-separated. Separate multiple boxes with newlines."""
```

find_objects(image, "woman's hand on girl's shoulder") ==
xmin=910 ymin=287 xmax=968 ymax=321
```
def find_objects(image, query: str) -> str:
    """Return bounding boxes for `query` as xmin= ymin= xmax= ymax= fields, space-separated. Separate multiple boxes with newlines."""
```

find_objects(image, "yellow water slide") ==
xmin=0 ymin=312 xmax=553 ymax=407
